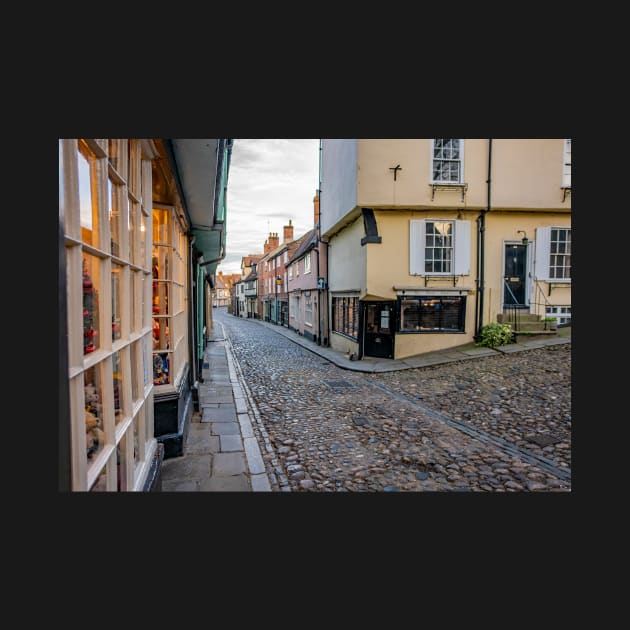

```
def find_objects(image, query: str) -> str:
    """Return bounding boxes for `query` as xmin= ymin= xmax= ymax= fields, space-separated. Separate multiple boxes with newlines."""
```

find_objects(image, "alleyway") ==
xmin=217 ymin=309 xmax=571 ymax=492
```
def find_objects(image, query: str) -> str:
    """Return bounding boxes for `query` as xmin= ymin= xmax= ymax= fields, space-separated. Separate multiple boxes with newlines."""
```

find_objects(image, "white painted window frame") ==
xmin=409 ymin=219 xmax=471 ymax=276
xmin=61 ymin=138 xmax=156 ymax=492
xmin=430 ymin=139 xmax=465 ymax=184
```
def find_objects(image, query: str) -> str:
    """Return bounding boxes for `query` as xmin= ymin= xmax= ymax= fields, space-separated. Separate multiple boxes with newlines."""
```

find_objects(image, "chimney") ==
xmin=263 ymin=239 xmax=270 ymax=254
xmin=313 ymin=190 xmax=320 ymax=227
xmin=218 ymin=271 xmax=223 ymax=276
xmin=269 ymin=232 xmax=280 ymax=250
xmin=283 ymin=220 xmax=293 ymax=243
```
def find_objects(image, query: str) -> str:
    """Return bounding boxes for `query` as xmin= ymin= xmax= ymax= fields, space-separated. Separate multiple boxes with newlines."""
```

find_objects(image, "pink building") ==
xmin=287 ymin=191 xmax=329 ymax=345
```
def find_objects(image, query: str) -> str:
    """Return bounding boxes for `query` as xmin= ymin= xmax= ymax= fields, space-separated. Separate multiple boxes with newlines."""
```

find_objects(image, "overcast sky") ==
xmin=218 ymin=139 xmax=320 ymax=275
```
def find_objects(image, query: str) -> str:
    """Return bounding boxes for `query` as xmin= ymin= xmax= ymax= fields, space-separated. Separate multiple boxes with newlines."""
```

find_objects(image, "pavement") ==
xmin=160 ymin=310 xmax=570 ymax=492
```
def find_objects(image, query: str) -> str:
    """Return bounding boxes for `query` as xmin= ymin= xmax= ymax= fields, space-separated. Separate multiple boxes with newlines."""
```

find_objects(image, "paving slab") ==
xmin=212 ymin=452 xmax=247 ymax=476
xmin=220 ymin=435 xmax=243 ymax=452
xmin=160 ymin=454 xmax=213 ymax=482
xmin=200 ymin=474 xmax=251 ymax=492
xmin=202 ymin=407 xmax=237 ymax=423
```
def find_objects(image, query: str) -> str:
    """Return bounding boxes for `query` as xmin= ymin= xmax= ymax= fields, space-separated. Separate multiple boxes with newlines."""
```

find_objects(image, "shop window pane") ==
xmin=130 ymin=341 xmax=139 ymax=402
xmin=108 ymin=139 xmax=119 ymax=171
xmin=90 ymin=465 xmax=107 ymax=492
xmin=153 ymin=317 xmax=170 ymax=351
xmin=130 ymin=271 xmax=136 ymax=334
xmin=111 ymin=263 xmax=122 ymax=341
xmin=142 ymin=335 xmax=149 ymax=387
xmin=117 ymin=435 xmax=127 ymax=492
xmin=153 ymin=208 xmax=170 ymax=244
xmin=112 ymin=350 xmax=124 ymax=424
xmin=153 ymin=351 xmax=170 ymax=385
xmin=83 ymin=253 xmax=100 ymax=355
xmin=133 ymin=411 xmax=141 ymax=470
xmin=78 ymin=143 xmax=97 ymax=247
xmin=109 ymin=178 xmax=120 ymax=257
xmin=85 ymin=365 xmax=105 ymax=463
xmin=129 ymin=199 xmax=136 ymax=263
xmin=140 ymin=213 xmax=147 ymax=268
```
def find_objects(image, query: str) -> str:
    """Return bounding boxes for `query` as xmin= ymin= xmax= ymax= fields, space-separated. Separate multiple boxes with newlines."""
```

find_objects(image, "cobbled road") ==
xmin=217 ymin=310 xmax=571 ymax=492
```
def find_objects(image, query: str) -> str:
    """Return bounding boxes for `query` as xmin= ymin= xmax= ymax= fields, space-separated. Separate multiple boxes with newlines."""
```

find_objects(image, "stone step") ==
xmin=497 ymin=312 xmax=543 ymax=324
xmin=514 ymin=330 xmax=558 ymax=343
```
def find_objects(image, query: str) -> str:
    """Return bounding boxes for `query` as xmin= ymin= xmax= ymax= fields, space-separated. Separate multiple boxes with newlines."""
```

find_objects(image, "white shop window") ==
xmin=61 ymin=138 xmax=155 ymax=491
xmin=409 ymin=219 xmax=471 ymax=276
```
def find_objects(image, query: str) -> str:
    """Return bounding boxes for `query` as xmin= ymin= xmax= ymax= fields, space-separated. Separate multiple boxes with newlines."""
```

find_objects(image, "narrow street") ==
xmin=216 ymin=309 xmax=571 ymax=492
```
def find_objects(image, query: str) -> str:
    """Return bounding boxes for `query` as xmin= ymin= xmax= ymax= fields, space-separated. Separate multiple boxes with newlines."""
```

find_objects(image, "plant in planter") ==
xmin=476 ymin=322 xmax=513 ymax=348
xmin=543 ymin=316 xmax=557 ymax=331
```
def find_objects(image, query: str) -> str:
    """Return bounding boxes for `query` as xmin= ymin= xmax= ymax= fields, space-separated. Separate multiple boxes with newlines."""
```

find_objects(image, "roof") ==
xmin=288 ymin=227 xmax=318 ymax=264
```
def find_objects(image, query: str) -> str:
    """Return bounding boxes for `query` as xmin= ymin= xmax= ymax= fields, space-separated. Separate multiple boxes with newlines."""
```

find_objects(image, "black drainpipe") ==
xmin=475 ymin=138 xmax=492 ymax=339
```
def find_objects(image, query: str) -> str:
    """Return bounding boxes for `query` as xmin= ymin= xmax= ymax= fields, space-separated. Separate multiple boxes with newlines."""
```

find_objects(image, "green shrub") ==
xmin=476 ymin=322 xmax=513 ymax=348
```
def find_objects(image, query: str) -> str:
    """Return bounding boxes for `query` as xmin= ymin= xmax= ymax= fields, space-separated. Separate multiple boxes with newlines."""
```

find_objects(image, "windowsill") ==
xmin=429 ymin=182 xmax=468 ymax=202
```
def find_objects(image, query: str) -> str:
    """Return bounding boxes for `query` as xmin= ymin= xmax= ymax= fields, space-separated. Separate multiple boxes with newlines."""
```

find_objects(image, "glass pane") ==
xmin=128 ymin=199 xmax=136 ymax=263
xmin=133 ymin=412 xmax=140 ymax=470
xmin=153 ymin=351 xmax=170 ymax=385
xmin=111 ymin=263 xmax=122 ymax=341
xmin=90 ymin=465 xmax=107 ymax=492
xmin=140 ymin=213 xmax=147 ymax=268
xmin=142 ymin=335 xmax=149 ymax=386
xmin=130 ymin=271 xmax=136 ymax=334
xmin=112 ymin=350 xmax=124 ymax=424
xmin=401 ymin=299 xmax=420 ymax=331
xmin=78 ymin=143 xmax=96 ymax=246
xmin=85 ymin=364 xmax=104 ymax=463
xmin=130 ymin=341 xmax=139 ymax=402
xmin=153 ymin=208 xmax=170 ymax=244
xmin=109 ymin=178 xmax=120 ymax=257
xmin=83 ymin=253 xmax=100 ymax=355
xmin=117 ymin=435 xmax=127 ymax=492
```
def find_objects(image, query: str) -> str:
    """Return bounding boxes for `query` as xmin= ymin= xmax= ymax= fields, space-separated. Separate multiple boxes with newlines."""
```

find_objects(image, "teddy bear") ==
xmin=86 ymin=409 xmax=105 ymax=459
xmin=84 ymin=383 xmax=102 ymax=417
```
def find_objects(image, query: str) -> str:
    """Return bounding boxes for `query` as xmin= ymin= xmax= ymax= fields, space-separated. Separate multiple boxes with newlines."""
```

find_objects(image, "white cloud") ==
xmin=217 ymin=139 xmax=320 ymax=275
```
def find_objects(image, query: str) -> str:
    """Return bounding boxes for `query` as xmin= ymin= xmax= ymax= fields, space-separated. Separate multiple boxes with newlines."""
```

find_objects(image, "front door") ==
xmin=504 ymin=243 xmax=527 ymax=307
xmin=362 ymin=302 xmax=395 ymax=358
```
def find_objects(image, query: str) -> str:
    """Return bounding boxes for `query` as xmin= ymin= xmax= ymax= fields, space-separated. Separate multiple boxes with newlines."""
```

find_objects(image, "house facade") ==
xmin=287 ymin=192 xmax=329 ymax=345
xmin=320 ymin=139 xmax=571 ymax=360
xmin=59 ymin=138 xmax=233 ymax=491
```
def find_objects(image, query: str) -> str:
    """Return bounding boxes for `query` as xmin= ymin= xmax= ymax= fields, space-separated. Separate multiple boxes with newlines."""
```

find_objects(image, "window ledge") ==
xmin=430 ymin=183 xmax=468 ymax=202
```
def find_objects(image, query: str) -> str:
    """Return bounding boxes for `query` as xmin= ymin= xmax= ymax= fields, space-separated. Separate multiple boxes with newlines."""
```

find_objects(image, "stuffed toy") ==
xmin=86 ymin=409 xmax=105 ymax=459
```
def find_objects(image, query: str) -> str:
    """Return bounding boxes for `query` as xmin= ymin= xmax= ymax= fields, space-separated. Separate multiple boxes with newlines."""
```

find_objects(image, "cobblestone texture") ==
xmin=217 ymin=310 xmax=571 ymax=492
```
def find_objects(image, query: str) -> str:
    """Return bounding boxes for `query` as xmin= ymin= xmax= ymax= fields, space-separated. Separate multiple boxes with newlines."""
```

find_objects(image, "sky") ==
xmin=217 ymin=139 xmax=320 ymax=275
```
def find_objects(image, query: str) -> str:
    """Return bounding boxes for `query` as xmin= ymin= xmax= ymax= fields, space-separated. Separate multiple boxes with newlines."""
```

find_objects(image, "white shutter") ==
xmin=534 ymin=227 xmax=551 ymax=281
xmin=409 ymin=220 xmax=425 ymax=275
xmin=454 ymin=220 xmax=471 ymax=275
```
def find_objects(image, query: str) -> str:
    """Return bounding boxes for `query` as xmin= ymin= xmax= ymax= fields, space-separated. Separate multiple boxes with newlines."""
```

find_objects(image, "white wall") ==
xmin=328 ymin=216 xmax=366 ymax=292
xmin=320 ymin=139 xmax=357 ymax=234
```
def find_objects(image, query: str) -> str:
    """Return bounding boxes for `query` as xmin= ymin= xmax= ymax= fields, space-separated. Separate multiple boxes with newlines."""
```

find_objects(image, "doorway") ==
xmin=362 ymin=302 xmax=395 ymax=358
xmin=503 ymin=243 xmax=528 ymax=307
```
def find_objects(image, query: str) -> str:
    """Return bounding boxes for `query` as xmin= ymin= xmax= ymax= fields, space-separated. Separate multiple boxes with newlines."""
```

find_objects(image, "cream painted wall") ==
xmin=328 ymin=216 xmax=366 ymax=292
xmin=491 ymin=140 xmax=569 ymax=209
xmin=367 ymin=210 xmax=477 ymax=300
xmin=482 ymin=213 xmax=571 ymax=322
xmin=355 ymin=139 xmax=570 ymax=211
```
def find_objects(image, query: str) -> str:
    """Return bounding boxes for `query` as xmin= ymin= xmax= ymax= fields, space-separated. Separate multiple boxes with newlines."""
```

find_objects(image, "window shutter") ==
xmin=534 ymin=227 xmax=551 ymax=281
xmin=454 ymin=220 xmax=471 ymax=275
xmin=409 ymin=220 xmax=425 ymax=275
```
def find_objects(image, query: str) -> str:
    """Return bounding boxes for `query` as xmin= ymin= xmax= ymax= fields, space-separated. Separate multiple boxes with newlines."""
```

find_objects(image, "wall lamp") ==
xmin=517 ymin=230 xmax=528 ymax=246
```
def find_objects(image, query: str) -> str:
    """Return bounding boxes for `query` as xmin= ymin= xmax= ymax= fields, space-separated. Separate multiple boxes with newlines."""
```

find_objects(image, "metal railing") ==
xmin=503 ymin=280 xmax=521 ymax=337
xmin=531 ymin=279 xmax=552 ymax=320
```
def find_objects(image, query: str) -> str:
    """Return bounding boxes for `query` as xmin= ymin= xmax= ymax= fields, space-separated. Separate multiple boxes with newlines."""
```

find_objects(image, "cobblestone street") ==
xmin=216 ymin=309 xmax=571 ymax=492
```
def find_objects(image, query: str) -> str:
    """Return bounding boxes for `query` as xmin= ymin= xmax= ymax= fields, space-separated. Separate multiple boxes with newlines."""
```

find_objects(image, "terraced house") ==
xmin=320 ymin=139 xmax=571 ymax=360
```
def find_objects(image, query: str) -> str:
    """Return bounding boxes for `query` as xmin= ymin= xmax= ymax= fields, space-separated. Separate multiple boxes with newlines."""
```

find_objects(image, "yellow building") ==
xmin=320 ymin=139 xmax=571 ymax=360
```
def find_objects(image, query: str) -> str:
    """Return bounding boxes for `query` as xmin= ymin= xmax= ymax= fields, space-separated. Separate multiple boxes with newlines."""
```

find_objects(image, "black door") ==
xmin=362 ymin=302 xmax=395 ymax=358
xmin=504 ymin=244 xmax=527 ymax=307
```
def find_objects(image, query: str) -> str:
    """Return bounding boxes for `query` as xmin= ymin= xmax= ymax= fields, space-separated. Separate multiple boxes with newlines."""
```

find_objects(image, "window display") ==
xmin=84 ymin=365 xmax=104 ymax=462
xmin=153 ymin=352 xmax=170 ymax=385
xmin=112 ymin=350 xmax=124 ymax=424
xmin=83 ymin=254 xmax=100 ymax=355
xmin=90 ymin=465 xmax=107 ymax=492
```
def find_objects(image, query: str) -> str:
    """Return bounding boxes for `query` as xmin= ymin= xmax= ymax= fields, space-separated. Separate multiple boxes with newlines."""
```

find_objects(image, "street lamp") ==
xmin=517 ymin=230 xmax=528 ymax=246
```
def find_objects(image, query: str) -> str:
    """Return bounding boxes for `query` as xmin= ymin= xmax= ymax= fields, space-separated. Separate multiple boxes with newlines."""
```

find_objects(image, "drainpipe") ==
xmin=475 ymin=138 xmax=492 ymax=339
